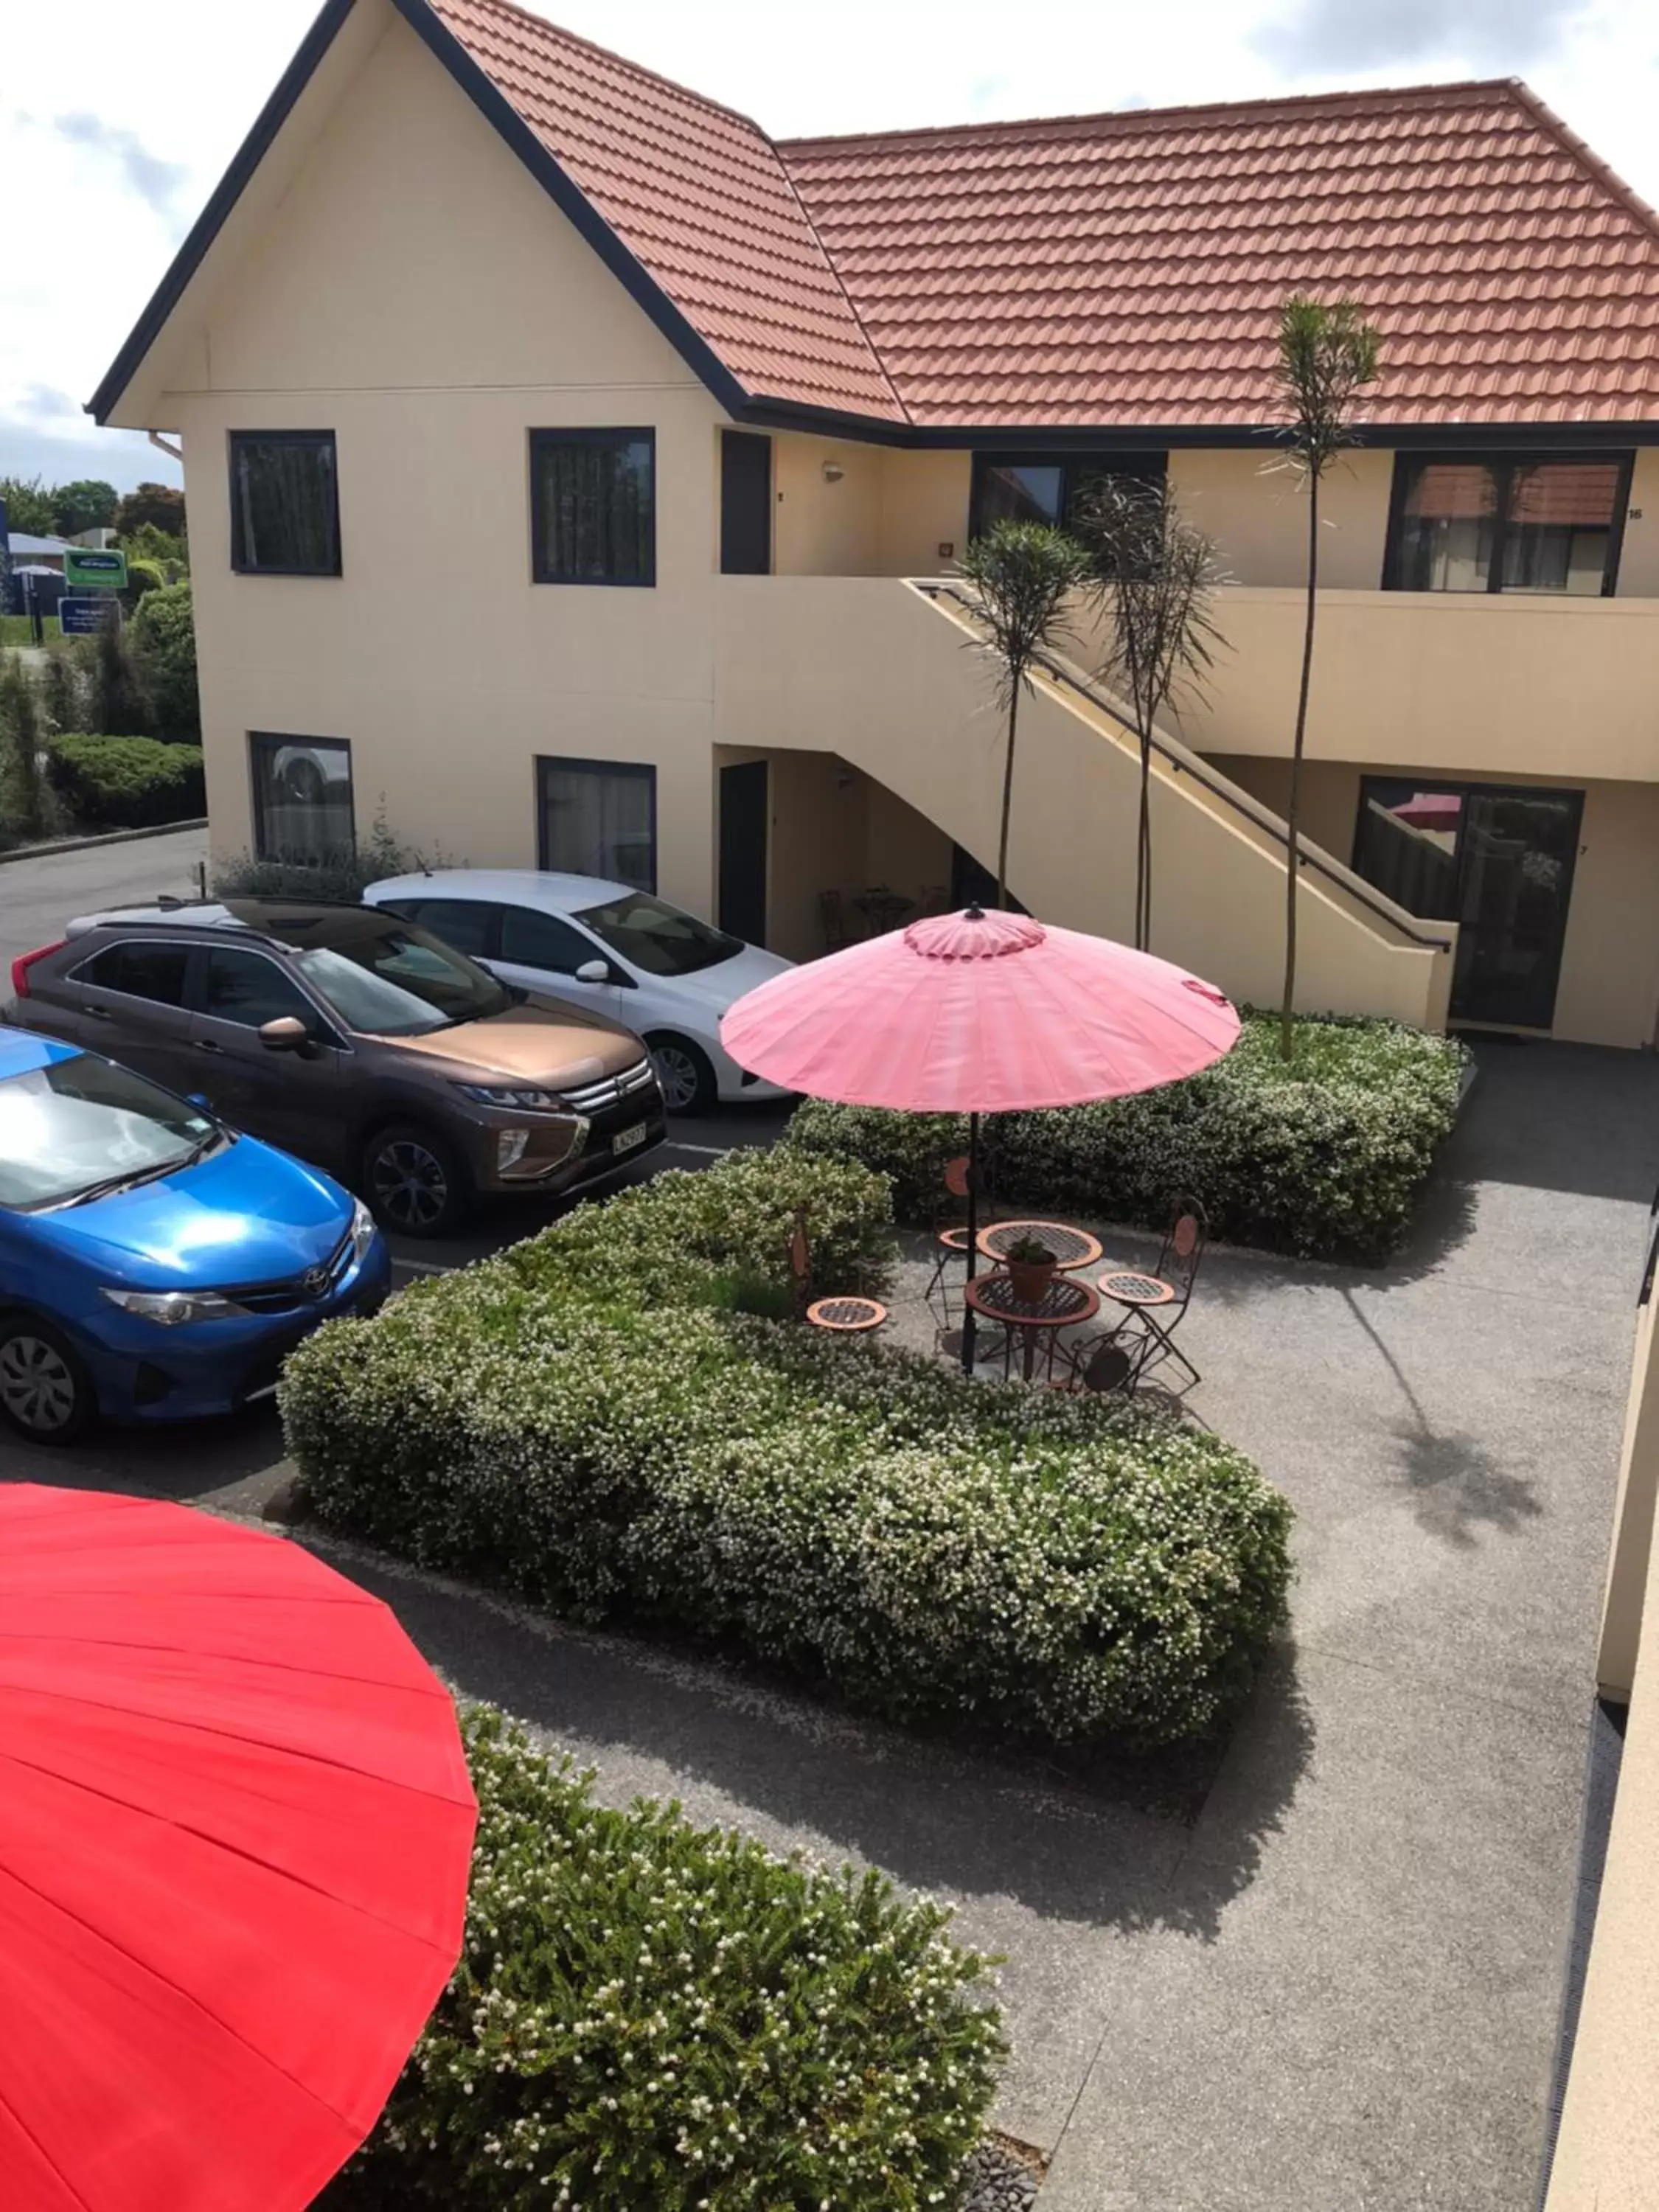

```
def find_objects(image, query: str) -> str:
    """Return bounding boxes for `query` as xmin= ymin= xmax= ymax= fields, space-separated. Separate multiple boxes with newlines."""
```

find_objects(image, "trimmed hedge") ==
xmin=282 ymin=1150 xmax=1291 ymax=1748
xmin=46 ymin=732 xmax=205 ymax=829
xmin=326 ymin=1706 xmax=1003 ymax=2210
xmin=783 ymin=1012 xmax=1467 ymax=1262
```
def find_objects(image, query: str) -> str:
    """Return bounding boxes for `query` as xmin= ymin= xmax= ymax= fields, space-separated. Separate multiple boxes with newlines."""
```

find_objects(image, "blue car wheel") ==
xmin=0 ymin=1316 xmax=94 ymax=1444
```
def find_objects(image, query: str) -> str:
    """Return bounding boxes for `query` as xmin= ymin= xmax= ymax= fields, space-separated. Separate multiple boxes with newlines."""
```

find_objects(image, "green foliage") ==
xmin=113 ymin=481 xmax=187 ymax=539
xmin=211 ymin=806 xmax=459 ymax=901
xmin=117 ymin=520 xmax=188 ymax=574
xmin=282 ymin=1149 xmax=1291 ymax=1747
xmin=51 ymin=479 xmax=119 ymax=535
xmin=36 ymin=644 xmax=84 ymax=737
xmin=0 ymin=616 xmax=62 ymax=647
xmin=86 ymin=615 xmax=152 ymax=737
xmin=46 ymin=734 xmax=205 ymax=830
xmin=127 ymin=580 xmax=198 ymax=740
xmin=785 ymin=1012 xmax=1467 ymax=1263
xmin=122 ymin=557 xmax=166 ymax=605
xmin=324 ymin=1706 xmax=1003 ymax=2211
xmin=0 ymin=475 xmax=55 ymax=535
xmin=0 ymin=658 xmax=51 ymax=841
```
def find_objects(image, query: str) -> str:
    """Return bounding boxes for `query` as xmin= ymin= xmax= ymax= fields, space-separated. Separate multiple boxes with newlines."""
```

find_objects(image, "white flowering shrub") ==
xmin=283 ymin=1147 xmax=1291 ymax=1746
xmin=785 ymin=1012 xmax=1468 ymax=1261
xmin=323 ymin=1707 xmax=1003 ymax=2210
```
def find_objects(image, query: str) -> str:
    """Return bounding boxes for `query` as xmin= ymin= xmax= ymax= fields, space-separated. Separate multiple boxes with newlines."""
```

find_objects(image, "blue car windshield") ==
xmin=0 ymin=1055 xmax=221 ymax=1211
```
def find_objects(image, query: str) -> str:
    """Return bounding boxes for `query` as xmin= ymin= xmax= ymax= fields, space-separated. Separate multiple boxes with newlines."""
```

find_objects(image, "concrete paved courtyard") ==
xmin=3 ymin=1035 xmax=1650 ymax=2207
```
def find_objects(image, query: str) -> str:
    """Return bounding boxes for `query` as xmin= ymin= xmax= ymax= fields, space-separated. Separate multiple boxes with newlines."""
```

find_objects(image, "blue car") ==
xmin=0 ymin=1031 xmax=390 ymax=1441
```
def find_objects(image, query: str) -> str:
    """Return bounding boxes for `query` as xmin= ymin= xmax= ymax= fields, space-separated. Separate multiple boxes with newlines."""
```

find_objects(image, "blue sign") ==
xmin=59 ymin=595 xmax=122 ymax=637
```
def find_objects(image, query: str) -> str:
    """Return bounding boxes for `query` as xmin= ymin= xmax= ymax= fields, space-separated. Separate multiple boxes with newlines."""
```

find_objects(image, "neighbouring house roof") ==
xmin=91 ymin=0 xmax=1659 ymax=441
xmin=3 ymin=533 xmax=74 ymax=558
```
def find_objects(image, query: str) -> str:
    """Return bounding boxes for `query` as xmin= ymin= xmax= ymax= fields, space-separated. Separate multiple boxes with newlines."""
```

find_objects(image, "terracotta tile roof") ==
xmin=781 ymin=81 xmax=1659 ymax=430
xmin=426 ymin=0 xmax=903 ymax=419
xmin=423 ymin=6 xmax=1659 ymax=432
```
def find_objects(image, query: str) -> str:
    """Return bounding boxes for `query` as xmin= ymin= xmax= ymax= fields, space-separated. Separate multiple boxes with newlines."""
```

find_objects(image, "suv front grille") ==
xmin=563 ymin=1057 xmax=659 ymax=1117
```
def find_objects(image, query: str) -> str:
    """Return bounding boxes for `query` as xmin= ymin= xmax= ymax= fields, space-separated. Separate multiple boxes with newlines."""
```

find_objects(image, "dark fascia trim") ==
xmin=87 ymin=0 xmax=359 ymax=423
xmin=386 ymin=0 xmax=754 ymax=420
xmin=727 ymin=403 xmax=1659 ymax=451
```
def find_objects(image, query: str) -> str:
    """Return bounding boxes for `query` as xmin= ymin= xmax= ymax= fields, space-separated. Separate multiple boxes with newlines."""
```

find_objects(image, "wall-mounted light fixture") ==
xmin=821 ymin=461 xmax=846 ymax=483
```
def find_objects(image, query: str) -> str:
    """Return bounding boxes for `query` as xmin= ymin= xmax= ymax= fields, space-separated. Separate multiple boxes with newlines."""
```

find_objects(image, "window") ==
xmin=573 ymin=891 xmax=740 ymax=978
xmin=1385 ymin=454 xmax=1630 ymax=597
xmin=229 ymin=432 xmax=341 ymax=576
xmin=201 ymin=947 xmax=316 ymax=1029
xmin=75 ymin=941 xmax=191 ymax=1006
xmin=970 ymin=451 xmax=1166 ymax=539
xmin=499 ymin=906 xmax=600 ymax=974
xmin=394 ymin=900 xmax=497 ymax=960
xmin=538 ymin=757 xmax=656 ymax=891
xmin=250 ymin=735 xmax=354 ymax=866
xmin=531 ymin=428 xmax=655 ymax=585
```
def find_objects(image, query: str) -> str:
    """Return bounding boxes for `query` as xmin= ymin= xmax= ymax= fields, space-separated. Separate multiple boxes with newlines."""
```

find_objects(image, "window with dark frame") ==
xmin=229 ymin=432 xmax=341 ymax=576
xmin=536 ymin=757 xmax=656 ymax=891
xmin=249 ymin=734 xmax=354 ymax=866
xmin=1384 ymin=453 xmax=1630 ymax=597
xmin=531 ymin=428 xmax=655 ymax=585
xmin=970 ymin=451 xmax=1167 ymax=541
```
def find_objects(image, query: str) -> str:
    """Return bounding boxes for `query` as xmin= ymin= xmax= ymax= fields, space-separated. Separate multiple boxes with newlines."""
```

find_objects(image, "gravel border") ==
xmin=957 ymin=2138 xmax=1043 ymax=2209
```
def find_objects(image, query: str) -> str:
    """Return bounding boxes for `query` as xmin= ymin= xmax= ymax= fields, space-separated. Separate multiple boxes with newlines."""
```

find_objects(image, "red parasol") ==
xmin=720 ymin=907 xmax=1239 ymax=1366
xmin=0 ymin=1485 xmax=476 ymax=2212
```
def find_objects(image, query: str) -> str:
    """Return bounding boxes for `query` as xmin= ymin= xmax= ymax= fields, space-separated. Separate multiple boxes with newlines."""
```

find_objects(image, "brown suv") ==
xmin=4 ymin=900 xmax=666 ymax=1236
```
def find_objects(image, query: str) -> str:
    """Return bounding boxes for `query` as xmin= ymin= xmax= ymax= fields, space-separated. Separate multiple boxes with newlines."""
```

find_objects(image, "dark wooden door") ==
xmin=720 ymin=431 xmax=772 ymax=575
xmin=719 ymin=760 xmax=769 ymax=945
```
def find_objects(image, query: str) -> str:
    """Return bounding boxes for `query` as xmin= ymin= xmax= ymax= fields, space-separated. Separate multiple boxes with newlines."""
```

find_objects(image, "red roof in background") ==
xmin=428 ymin=0 xmax=903 ymax=418
xmin=780 ymin=83 xmax=1659 ymax=428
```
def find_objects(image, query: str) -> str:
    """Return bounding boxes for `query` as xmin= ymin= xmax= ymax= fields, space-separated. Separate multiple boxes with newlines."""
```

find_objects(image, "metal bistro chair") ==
xmin=789 ymin=1208 xmax=888 ymax=1337
xmin=1094 ymin=1195 xmax=1209 ymax=1391
xmin=818 ymin=889 xmax=852 ymax=954
xmin=925 ymin=1151 xmax=998 ymax=1331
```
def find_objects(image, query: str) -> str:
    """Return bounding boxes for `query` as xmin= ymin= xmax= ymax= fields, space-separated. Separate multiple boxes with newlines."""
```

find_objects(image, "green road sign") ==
xmin=63 ymin=547 xmax=128 ymax=591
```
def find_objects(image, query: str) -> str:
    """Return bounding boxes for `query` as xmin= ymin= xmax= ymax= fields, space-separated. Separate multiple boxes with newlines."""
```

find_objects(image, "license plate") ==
xmin=613 ymin=1122 xmax=648 ymax=1156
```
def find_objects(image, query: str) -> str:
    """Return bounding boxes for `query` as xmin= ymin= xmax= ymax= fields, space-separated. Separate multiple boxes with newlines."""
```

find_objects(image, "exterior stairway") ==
xmin=714 ymin=574 xmax=1454 ymax=1027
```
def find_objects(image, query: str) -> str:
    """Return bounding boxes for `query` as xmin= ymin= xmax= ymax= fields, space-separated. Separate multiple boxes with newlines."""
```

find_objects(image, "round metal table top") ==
xmin=807 ymin=1295 xmax=888 ymax=1333
xmin=1097 ymin=1269 xmax=1176 ymax=1308
xmin=964 ymin=1273 xmax=1100 ymax=1327
xmin=976 ymin=1220 xmax=1105 ymax=1271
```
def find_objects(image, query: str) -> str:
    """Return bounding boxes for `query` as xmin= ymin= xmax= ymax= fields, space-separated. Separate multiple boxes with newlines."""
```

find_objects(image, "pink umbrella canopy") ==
xmin=720 ymin=908 xmax=1239 ymax=1111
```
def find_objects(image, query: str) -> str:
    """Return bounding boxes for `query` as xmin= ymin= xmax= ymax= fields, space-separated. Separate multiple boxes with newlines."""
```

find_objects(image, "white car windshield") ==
xmin=0 ymin=1055 xmax=222 ymax=1211
xmin=574 ymin=893 xmax=741 ymax=978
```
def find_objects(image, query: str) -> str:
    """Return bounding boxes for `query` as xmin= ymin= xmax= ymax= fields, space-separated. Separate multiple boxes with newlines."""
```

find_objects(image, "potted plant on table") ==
xmin=1004 ymin=1233 xmax=1060 ymax=1307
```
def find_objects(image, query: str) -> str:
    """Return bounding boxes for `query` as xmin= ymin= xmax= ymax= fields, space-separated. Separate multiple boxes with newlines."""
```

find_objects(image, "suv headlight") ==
xmin=101 ymin=1287 xmax=248 ymax=1326
xmin=347 ymin=1197 xmax=378 ymax=1261
xmin=454 ymin=1082 xmax=567 ymax=1110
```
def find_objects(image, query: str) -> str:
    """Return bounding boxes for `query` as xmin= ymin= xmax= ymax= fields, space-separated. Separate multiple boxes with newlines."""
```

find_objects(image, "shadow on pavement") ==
xmin=305 ymin=1532 xmax=1314 ymax=1943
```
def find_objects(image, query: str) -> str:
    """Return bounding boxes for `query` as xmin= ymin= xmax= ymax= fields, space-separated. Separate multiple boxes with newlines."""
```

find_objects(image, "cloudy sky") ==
xmin=3 ymin=0 xmax=1655 ymax=493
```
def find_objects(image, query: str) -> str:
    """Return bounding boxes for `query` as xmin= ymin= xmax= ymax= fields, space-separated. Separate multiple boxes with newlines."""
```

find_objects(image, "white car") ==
xmin=364 ymin=869 xmax=793 ymax=1114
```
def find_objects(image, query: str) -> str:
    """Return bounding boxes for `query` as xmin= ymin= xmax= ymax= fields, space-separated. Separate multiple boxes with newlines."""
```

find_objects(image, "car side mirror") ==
xmin=259 ymin=1015 xmax=312 ymax=1055
xmin=575 ymin=959 xmax=613 ymax=984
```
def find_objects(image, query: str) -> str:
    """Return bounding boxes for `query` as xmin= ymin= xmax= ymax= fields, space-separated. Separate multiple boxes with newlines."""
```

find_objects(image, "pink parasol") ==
xmin=720 ymin=908 xmax=1239 ymax=1366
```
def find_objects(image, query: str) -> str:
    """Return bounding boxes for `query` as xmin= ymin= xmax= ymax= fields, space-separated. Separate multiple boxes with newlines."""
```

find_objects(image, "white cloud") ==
xmin=3 ymin=0 xmax=1657 ymax=490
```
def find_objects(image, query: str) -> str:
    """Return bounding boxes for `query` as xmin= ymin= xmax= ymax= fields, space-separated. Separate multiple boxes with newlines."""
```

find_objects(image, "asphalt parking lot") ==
xmin=0 ymin=823 xmax=791 ymax=1505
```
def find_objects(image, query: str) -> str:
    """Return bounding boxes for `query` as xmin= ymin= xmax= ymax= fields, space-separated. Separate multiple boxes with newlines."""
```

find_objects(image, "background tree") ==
xmin=0 ymin=476 xmax=55 ymax=537
xmin=128 ymin=581 xmax=199 ymax=742
xmin=957 ymin=520 xmax=1092 ymax=905
xmin=114 ymin=481 xmax=187 ymax=539
xmin=0 ymin=658 xmax=49 ymax=839
xmin=119 ymin=518 xmax=189 ymax=576
xmin=88 ymin=614 xmax=153 ymax=737
xmin=1079 ymin=478 xmax=1225 ymax=952
xmin=51 ymin=479 xmax=119 ymax=536
xmin=1273 ymin=296 xmax=1380 ymax=1060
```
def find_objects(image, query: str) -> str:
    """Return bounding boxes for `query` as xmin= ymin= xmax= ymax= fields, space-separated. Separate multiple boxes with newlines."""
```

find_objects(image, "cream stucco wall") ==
xmin=1207 ymin=754 xmax=1659 ymax=1048
xmin=1169 ymin=448 xmax=1397 ymax=590
xmin=161 ymin=7 xmax=726 ymax=917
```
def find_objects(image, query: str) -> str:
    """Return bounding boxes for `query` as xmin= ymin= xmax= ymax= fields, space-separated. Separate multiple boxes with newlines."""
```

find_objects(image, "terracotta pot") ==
xmin=1006 ymin=1256 xmax=1057 ymax=1307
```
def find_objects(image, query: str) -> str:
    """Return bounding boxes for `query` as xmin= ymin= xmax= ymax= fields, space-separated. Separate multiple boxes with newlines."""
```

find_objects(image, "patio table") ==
xmin=963 ymin=1271 xmax=1099 ymax=1384
xmin=976 ymin=1219 xmax=1104 ymax=1271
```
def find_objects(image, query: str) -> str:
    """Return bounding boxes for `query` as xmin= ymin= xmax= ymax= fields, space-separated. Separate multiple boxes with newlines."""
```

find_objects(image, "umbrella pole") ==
xmin=961 ymin=1112 xmax=980 ymax=1374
